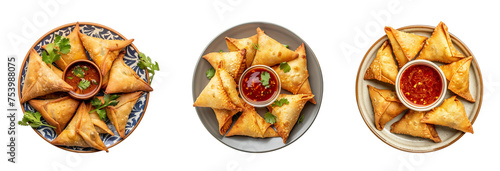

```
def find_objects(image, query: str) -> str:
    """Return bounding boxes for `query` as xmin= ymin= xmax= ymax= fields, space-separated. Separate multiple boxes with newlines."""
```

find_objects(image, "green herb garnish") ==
xmin=206 ymin=68 xmax=215 ymax=79
xmin=253 ymin=43 xmax=260 ymax=51
xmin=78 ymin=79 xmax=90 ymax=90
xmin=264 ymin=112 xmax=277 ymax=124
xmin=89 ymin=94 xmax=120 ymax=121
xmin=260 ymin=71 xmax=270 ymax=88
xmin=138 ymin=52 xmax=160 ymax=84
xmin=41 ymin=35 xmax=71 ymax=66
xmin=18 ymin=111 xmax=55 ymax=128
xmin=219 ymin=50 xmax=223 ymax=53
xmin=82 ymin=66 xmax=89 ymax=71
xmin=279 ymin=62 xmax=291 ymax=73
xmin=297 ymin=114 xmax=304 ymax=125
xmin=271 ymin=98 xmax=289 ymax=107
xmin=67 ymin=76 xmax=73 ymax=80
xmin=73 ymin=66 xmax=85 ymax=78
xmin=92 ymin=79 xmax=98 ymax=85
xmin=284 ymin=44 xmax=289 ymax=48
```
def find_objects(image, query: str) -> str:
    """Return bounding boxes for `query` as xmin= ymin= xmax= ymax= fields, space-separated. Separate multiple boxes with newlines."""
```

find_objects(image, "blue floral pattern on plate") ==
xmin=19 ymin=23 xmax=149 ymax=152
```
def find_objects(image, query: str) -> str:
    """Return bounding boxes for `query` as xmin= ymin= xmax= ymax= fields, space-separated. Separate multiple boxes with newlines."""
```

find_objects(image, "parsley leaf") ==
xmin=78 ymin=79 xmax=90 ymax=90
xmin=297 ymin=114 xmax=304 ymax=125
xmin=219 ymin=50 xmax=223 ymax=53
xmin=271 ymin=98 xmax=289 ymax=107
xmin=284 ymin=44 xmax=289 ymax=48
xmin=18 ymin=111 xmax=55 ymax=128
xmin=206 ymin=68 xmax=215 ymax=79
xmin=73 ymin=65 xmax=85 ymax=78
xmin=253 ymin=43 xmax=260 ymax=51
xmin=279 ymin=62 xmax=291 ymax=73
xmin=89 ymin=94 xmax=121 ymax=121
xmin=260 ymin=71 xmax=270 ymax=88
xmin=138 ymin=52 xmax=160 ymax=84
xmin=42 ymin=35 xmax=71 ymax=66
xmin=264 ymin=112 xmax=277 ymax=124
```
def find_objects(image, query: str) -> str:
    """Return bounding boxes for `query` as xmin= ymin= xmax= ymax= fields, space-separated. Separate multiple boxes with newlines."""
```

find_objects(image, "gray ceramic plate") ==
xmin=356 ymin=25 xmax=482 ymax=153
xmin=192 ymin=22 xmax=323 ymax=153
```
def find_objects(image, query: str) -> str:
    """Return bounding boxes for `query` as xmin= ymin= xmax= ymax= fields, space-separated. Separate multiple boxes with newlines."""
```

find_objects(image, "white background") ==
xmin=1 ymin=0 xmax=499 ymax=170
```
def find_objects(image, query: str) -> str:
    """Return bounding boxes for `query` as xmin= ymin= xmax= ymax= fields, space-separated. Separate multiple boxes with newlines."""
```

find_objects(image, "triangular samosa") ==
xmin=268 ymin=94 xmax=314 ymax=143
xmin=52 ymin=102 xmax=89 ymax=148
xmin=421 ymin=96 xmax=473 ymax=133
xmin=273 ymin=43 xmax=309 ymax=94
xmin=193 ymin=69 xmax=238 ymax=110
xmin=105 ymin=52 xmax=153 ymax=94
xmin=439 ymin=57 xmax=475 ymax=102
xmin=415 ymin=22 xmax=465 ymax=63
xmin=43 ymin=23 xmax=87 ymax=70
xmin=21 ymin=49 xmax=73 ymax=103
xmin=251 ymin=27 xmax=298 ymax=66
xmin=213 ymin=108 xmax=239 ymax=135
xmin=225 ymin=104 xmax=275 ymax=138
xmin=76 ymin=102 xmax=108 ymax=152
xmin=390 ymin=110 xmax=441 ymax=143
xmin=218 ymin=67 xmax=245 ymax=108
xmin=202 ymin=49 xmax=246 ymax=81
xmin=225 ymin=34 xmax=258 ymax=68
xmin=297 ymin=79 xmax=316 ymax=104
xmin=78 ymin=31 xmax=133 ymax=76
xmin=28 ymin=96 xmax=79 ymax=135
xmin=364 ymin=41 xmax=399 ymax=85
xmin=106 ymin=91 xmax=142 ymax=138
xmin=367 ymin=85 xmax=407 ymax=130
xmin=385 ymin=26 xmax=427 ymax=68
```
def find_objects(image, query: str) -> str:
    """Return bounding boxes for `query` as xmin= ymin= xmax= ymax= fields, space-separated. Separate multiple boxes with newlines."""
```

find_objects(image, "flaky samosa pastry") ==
xmin=76 ymin=103 xmax=108 ymax=152
xmin=218 ymin=67 xmax=245 ymax=108
xmin=297 ymin=79 xmax=316 ymax=104
xmin=106 ymin=92 xmax=143 ymax=138
xmin=88 ymin=98 xmax=114 ymax=135
xmin=78 ymin=31 xmax=133 ymax=76
xmin=21 ymin=49 xmax=73 ymax=103
xmin=213 ymin=108 xmax=239 ymax=135
xmin=421 ymin=96 xmax=473 ymax=133
xmin=105 ymin=52 xmax=153 ymax=94
xmin=225 ymin=34 xmax=258 ymax=68
xmin=43 ymin=23 xmax=87 ymax=70
xmin=439 ymin=57 xmax=475 ymax=102
xmin=415 ymin=22 xmax=464 ymax=63
xmin=367 ymin=85 xmax=407 ymax=130
xmin=202 ymin=49 xmax=246 ymax=81
xmin=52 ymin=102 xmax=89 ymax=148
xmin=193 ymin=69 xmax=239 ymax=110
xmin=252 ymin=27 xmax=298 ymax=66
xmin=273 ymin=43 xmax=309 ymax=94
xmin=384 ymin=26 xmax=427 ymax=68
xmin=225 ymin=104 xmax=278 ymax=138
xmin=291 ymin=43 xmax=315 ymax=104
xmin=28 ymin=96 xmax=79 ymax=135
xmin=268 ymin=94 xmax=313 ymax=143
xmin=391 ymin=110 xmax=441 ymax=143
xmin=364 ymin=41 xmax=399 ymax=85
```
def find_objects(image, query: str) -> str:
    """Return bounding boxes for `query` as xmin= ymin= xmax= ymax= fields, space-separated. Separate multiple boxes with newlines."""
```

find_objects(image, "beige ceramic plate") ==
xmin=355 ymin=25 xmax=482 ymax=153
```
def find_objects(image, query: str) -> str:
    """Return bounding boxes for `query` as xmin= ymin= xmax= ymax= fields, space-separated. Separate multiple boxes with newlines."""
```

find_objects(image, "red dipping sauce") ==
xmin=400 ymin=65 xmax=442 ymax=106
xmin=241 ymin=68 xmax=278 ymax=102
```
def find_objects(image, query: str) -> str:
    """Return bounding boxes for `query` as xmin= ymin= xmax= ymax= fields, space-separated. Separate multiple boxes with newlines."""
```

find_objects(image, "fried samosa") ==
xmin=106 ymin=91 xmax=143 ymax=138
xmin=421 ymin=96 xmax=473 ymax=133
xmin=390 ymin=110 xmax=441 ymax=143
xmin=251 ymin=27 xmax=298 ymax=66
xmin=21 ymin=49 xmax=73 ymax=103
xmin=225 ymin=34 xmax=258 ymax=68
xmin=268 ymin=94 xmax=314 ymax=143
xmin=367 ymin=85 xmax=407 ymax=130
xmin=297 ymin=79 xmax=316 ymax=104
xmin=202 ymin=49 xmax=246 ymax=81
xmin=364 ymin=41 xmax=399 ymax=85
xmin=78 ymin=31 xmax=134 ymax=76
xmin=213 ymin=108 xmax=239 ymax=135
xmin=76 ymin=102 xmax=108 ymax=152
xmin=291 ymin=43 xmax=316 ymax=104
xmin=273 ymin=43 xmax=309 ymax=94
xmin=225 ymin=104 xmax=277 ymax=138
xmin=105 ymin=52 xmax=153 ymax=94
xmin=384 ymin=26 xmax=427 ymax=68
xmin=193 ymin=69 xmax=239 ymax=110
xmin=28 ymin=96 xmax=79 ymax=135
xmin=415 ymin=22 xmax=464 ymax=63
xmin=88 ymin=98 xmax=115 ymax=135
xmin=218 ymin=67 xmax=245 ymax=108
xmin=42 ymin=23 xmax=87 ymax=70
xmin=439 ymin=57 xmax=475 ymax=102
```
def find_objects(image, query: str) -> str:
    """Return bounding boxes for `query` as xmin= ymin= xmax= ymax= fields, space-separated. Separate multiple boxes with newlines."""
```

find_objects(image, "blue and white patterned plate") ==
xmin=18 ymin=22 xmax=150 ymax=153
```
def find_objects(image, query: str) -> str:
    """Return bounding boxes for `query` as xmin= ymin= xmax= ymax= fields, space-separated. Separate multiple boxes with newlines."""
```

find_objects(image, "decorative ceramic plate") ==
xmin=193 ymin=22 xmax=323 ymax=153
xmin=18 ymin=22 xmax=150 ymax=153
xmin=356 ymin=25 xmax=482 ymax=153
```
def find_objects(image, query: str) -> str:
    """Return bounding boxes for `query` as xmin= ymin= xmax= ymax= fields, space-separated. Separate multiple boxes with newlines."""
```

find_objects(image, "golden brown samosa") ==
xmin=21 ymin=49 xmax=73 ymax=103
xmin=28 ymin=96 xmax=79 ymax=135
xmin=88 ymin=98 xmax=115 ymax=136
xmin=267 ymin=94 xmax=314 ymax=143
xmin=367 ymin=85 xmax=407 ymax=130
xmin=415 ymin=22 xmax=464 ymax=63
xmin=364 ymin=41 xmax=399 ymax=85
xmin=252 ymin=27 xmax=298 ymax=66
xmin=384 ymin=26 xmax=427 ymax=68
xmin=225 ymin=34 xmax=258 ymax=68
xmin=273 ymin=43 xmax=309 ymax=94
xmin=391 ymin=110 xmax=441 ymax=143
xmin=104 ymin=52 xmax=153 ymax=94
xmin=76 ymin=102 xmax=108 ymax=152
xmin=42 ymin=23 xmax=87 ymax=70
xmin=218 ymin=67 xmax=245 ymax=108
xmin=297 ymin=79 xmax=316 ymax=104
xmin=106 ymin=92 xmax=142 ymax=138
xmin=78 ymin=31 xmax=133 ymax=76
xmin=290 ymin=43 xmax=316 ymax=104
xmin=439 ymin=57 xmax=475 ymax=102
xmin=202 ymin=49 xmax=246 ymax=81
xmin=51 ymin=102 xmax=89 ymax=148
xmin=225 ymin=104 xmax=276 ymax=138
xmin=421 ymin=96 xmax=473 ymax=133
xmin=213 ymin=108 xmax=239 ymax=135
xmin=193 ymin=69 xmax=238 ymax=110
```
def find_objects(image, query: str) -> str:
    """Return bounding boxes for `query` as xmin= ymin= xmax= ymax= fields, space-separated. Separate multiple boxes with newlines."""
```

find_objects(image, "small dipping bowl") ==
xmin=395 ymin=60 xmax=447 ymax=111
xmin=239 ymin=65 xmax=281 ymax=107
xmin=62 ymin=59 xmax=102 ymax=100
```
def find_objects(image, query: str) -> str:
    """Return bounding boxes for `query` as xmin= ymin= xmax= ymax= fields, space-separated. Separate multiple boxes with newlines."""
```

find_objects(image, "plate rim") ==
xmin=192 ymin=21 xmax=324 ymax=153
xmin=355 ymin=24 xmax=483 ymax=153
xmin=17 ymin=22 xmax=151 ymax=153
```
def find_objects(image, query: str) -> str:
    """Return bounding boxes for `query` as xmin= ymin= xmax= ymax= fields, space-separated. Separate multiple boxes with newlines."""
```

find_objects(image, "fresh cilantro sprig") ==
xmin=206 ymin=68 xmax=215 ymax=79
xmin=18 ymin=111 xmax=55 ymax=128
xmin=297 ymin=114 xmax=304 ymax=125
xmin=78 ymin=79 xmax=90 ymax=90
xmin=271 ymin=98 xmax=289 ymax=107
xmin=253 ymin=43 xmax=260 ymax=51
xmin=283 ymin=44 xmax=289 ymax=48
xmin=42 ymin=35 xmax=71 ymax=66
xmin=279 ymin=62 xmax=291 ymax=73
xmin=138 ymin=52 xmax=160 ymax=84
xmin=73 ymin=66 xmax=85 ymax=78
xmin=264 ymin=112 xmax=277 ymax=124
xmin=89 ymin=94 xmax=120 ymax=121
xmin=260 ymin=71 xmax=271 ymax=88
